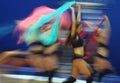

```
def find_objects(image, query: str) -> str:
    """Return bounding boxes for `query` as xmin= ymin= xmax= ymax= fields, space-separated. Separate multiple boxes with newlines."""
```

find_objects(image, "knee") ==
xmin=85 ymin=72 xmax=91 ymax=79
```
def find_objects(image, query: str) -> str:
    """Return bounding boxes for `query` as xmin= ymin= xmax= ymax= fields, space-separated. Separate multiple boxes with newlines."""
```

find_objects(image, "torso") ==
xmin=97 ymin=47 xmax=108 ymax=57
xmin=72 ymin=33 xmax=84 ymax=56
xmin=96 ymin=31 xmax=109 ymax=57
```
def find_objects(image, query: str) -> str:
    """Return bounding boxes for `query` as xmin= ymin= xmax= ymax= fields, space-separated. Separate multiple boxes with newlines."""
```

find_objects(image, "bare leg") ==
xmin=94 ymin=56 xmax=113 ymax=82
xmin=26 ymin=55 xmax=45 ymax=72
xmin=74 ymin=59 xmax=93 ymax=83
xmin=63 ymin=59 xmax=93 ymax=83
xmin=0 ymin=51 xmax=21 ymax=65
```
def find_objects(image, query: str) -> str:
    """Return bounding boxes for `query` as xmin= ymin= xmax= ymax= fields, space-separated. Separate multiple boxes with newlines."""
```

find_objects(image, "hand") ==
xmin=75 ymin=3 xmax=80 ymax=8
xmin=102 ymin=15 xmax=108 ymax=20
xmin=70 ymin=6 xmax=74 ymax=10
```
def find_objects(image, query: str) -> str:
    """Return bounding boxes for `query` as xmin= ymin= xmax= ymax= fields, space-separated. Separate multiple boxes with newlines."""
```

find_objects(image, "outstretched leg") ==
xmin=0 ymin=51 xmax=28 ymax=65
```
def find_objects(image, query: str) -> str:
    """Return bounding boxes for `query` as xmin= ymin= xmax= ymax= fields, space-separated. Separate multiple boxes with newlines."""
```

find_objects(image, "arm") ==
xmin=70 ymin=7 xmax=76 ymax=37
xmin=82 ymin=14 xmax=105 ymax=30
xmin=97 ymin=17 xmax=105 ymax=27
xmin=103 ymin=15 xmax=111 ymax=36
xmin=82 ymin=21 xmax=97 ymax=30
xmin=82 ymin=21 xmax=99 ymax=36
xmin=82 ymin=15 xmax=105 ymax=31
xmin=76 ymin=4 xmax=81 ymax=23
xmin=82 ymin=21 xmax=93 ymax=28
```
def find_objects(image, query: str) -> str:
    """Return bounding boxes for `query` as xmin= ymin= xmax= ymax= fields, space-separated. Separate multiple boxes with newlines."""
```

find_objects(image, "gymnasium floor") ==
xmin=0 ymin=66 xmax=120 ymax=83
xmin=0 ymin=73 xmax=99 ymax=83
xmin=0 ymin=73 xmax=120 ymax=83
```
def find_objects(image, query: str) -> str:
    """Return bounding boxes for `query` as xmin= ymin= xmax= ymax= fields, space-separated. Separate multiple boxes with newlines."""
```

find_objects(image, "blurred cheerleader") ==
xmin=63 ymin=4 xmax=93 ymax=83
xmin=85 ymin=15 xmax=113 ymax=82
xmin=93 ymin=15 xmax=113 ymax=82
xmin=0 ymin=42 xmax=60 ymax=83
xmin=14 ymin=2 xmax=75 ymax=83
xmin=0 ymin=2 xmax=75 ymax=83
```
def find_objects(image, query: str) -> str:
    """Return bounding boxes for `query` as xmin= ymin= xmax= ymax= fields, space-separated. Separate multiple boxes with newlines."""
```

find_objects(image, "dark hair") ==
xmin=69 ymin=22 xmax=82 ymax=32
xmin=65 ymin=22 xmax=82 ymax=46
xmin=76 ymin=22 xmax=82 ymax=29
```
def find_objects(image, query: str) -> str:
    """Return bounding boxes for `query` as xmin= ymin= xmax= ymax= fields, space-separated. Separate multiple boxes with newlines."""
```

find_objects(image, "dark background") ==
xmin=0 ymin=0 xmax=120 ymax=75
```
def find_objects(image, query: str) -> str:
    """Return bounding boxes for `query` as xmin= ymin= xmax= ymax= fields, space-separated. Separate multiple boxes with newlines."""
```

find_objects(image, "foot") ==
xmin=62 ymin=76 xmax=76 ymax=83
